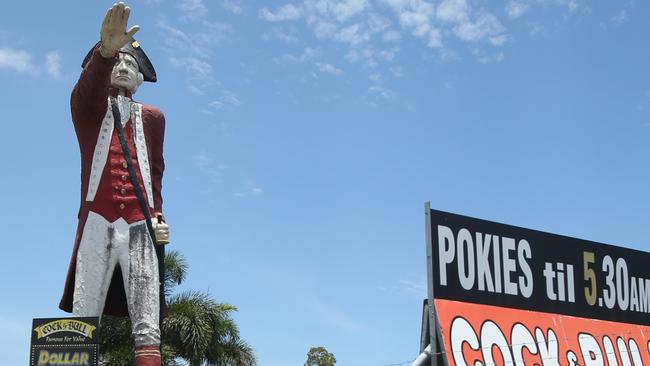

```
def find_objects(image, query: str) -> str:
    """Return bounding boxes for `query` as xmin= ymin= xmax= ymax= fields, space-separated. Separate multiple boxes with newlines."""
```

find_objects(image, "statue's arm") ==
xmin=71 ymin=45 xmax=116 ymax=123
xmin=147 ymin=106 xmax=169 ymax=244
xmin=71 ymin=2 xmax=139 ymax=127
xmin=148 ymin=107 xmax=166 ymax=215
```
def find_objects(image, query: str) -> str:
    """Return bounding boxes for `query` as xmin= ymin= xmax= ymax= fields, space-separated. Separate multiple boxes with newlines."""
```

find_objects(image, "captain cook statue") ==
xmin=59 ymin=3 xmax=170 ymax=365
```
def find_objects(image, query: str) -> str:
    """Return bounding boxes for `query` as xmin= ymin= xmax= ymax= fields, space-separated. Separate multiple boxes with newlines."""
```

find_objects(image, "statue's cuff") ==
xmin=154 ymin=212 xmax=165 ymax=223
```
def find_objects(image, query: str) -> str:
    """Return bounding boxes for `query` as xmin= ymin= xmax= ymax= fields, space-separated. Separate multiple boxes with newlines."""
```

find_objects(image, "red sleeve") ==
xmin=144 ymin=106 xmax=166 ymax=216
xmin=71 ymin=44 xmax=117 ymax=133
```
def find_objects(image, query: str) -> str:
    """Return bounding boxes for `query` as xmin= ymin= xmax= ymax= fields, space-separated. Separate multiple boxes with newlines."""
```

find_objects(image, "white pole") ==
xmin=411 ymin=344 xmax=432 ymax=366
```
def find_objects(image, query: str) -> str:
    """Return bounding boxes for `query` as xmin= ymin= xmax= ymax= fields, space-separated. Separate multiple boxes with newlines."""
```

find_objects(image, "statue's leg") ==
xmin=72 ymin=212 xmax=120 ymax=318
xmin=120 ymin=220 xmax=161 ymax=366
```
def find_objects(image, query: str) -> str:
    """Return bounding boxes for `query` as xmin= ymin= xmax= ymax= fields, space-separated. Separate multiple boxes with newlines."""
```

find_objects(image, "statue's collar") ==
xmin=108 ymin=87 xmax=133 ymax=100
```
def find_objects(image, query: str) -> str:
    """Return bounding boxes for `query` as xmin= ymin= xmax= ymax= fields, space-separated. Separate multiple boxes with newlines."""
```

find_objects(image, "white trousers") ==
xmin=72 ymin=211 xmax=160 ymax=346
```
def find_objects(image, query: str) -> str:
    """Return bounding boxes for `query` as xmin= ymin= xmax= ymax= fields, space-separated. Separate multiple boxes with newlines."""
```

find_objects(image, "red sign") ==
xmin=435 ymin=299 xmax=649 ymax=366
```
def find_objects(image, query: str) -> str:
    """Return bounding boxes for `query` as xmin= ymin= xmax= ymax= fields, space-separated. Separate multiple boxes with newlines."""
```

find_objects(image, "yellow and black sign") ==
xmin=30 ymin=317 xmax=99 ymax=366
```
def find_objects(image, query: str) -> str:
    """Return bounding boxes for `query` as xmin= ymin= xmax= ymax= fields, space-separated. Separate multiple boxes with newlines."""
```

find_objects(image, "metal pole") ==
xmin=411 ymin=344 xmax=432 ymax=366
xmin=424 ymin=202 xmax=439 ymax=366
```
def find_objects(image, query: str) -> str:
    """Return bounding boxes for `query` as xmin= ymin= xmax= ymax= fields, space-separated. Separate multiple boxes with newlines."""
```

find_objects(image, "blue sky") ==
xmin=1 ymin=0 xmax=649 ymax=365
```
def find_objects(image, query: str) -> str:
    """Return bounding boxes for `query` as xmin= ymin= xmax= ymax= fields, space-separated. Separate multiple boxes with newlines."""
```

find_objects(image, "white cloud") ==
xmin=331 ymin=0 xmax=370 ymax=22
xmin=489 ymin=34 xmax=509 ymax=46
xmin=316 ymin=62 xmax=343 ymax=75
xmin=0 ymin=48 xmax=34 ymax=74
xmin=301 ymin=0 xmax=369 ymax=22
xmin=389 ymin=66 xmax=403 ymax=77
xmin=368 ymin=85 xmax=395 ymax=99
xmin=157 ymin=16 xmax=233 ymax=95
xmin=378 ymin=278 xmax=427 ymax=299
xmin=209 ymin=90 xmax=242 ymax=110
xmin=199 ymin=20 xmax=233 ymax=44
xmin=259 ymin=4 xmax=302 ymax=21
xmin=427 ymin=28 xmax=443 ymax=47
xmin=45 ymin=51 xmax=61 ymax=79
xmin=345 ymin=48 xmax=361 ymax=63
xmin=398 ymin=279 xmax=427 ymax=295
xmin=261 ymin=26 xmax=300 ymax=43
xmin=312 ymin=20 xmax=337 ymax=39
xmin=192 ymin=151 xmax=227 ymax=183
xmin=345 ymin=46 xmax=380 ymax=67
xmin=506 ymin=0 xmax=529 ymax=19
xmin=368 ymin=13 xmax=391 ymax=33
xmin=187 ymin=84 xmax=206 ymax=96
xmin=222 ymin=0 xmax=243 ymax=14
xmin=611 ymin=9 xmax=628 ymax=26
xmin=563 ymin=0 xmax=579 ymax=13
xmin=257 ymin=0 xmax=592 ymax=70
xmin=379 ymin=47 xmax=398 ymax=61
xmin=382 ymin=30 xmax=401 ymax=42
xmin=384 ymin=0 xmax=442 ymax=48
xmin=158 ymin=18 xmax=231 ymax=59
xmin=436 ymin=0 xmax=470 ymax=23
xmin=528 ymin=23 xmax=546 ymax=37
xmin=522 ymin=0 xmax=581 ymax=16
xmin=274 ymin=47 xmax=320 ymax=64
xmin=170 ymin=57 xmax=212 ymax=78
xmin=472 ymin=47 xmax=504 ymax=64
xmin=453 ymin=12 xmax=505 ymax=43
xmin=257 ymin=2 xmax=403 ymax=72
xmin=261 ymin=2 xmax=381 ymax=48
xmin=233 ymin=182 xmax=264 ymax=198
xmin=179 ymin=0 xmax=209 ymax=20
xmin=335 ymin=23 xmax=370 ymax=44
xmin=396 ymin=1 xmax=435 ymax=36
xmin=385 ymin=0 xmax=508 ymax=49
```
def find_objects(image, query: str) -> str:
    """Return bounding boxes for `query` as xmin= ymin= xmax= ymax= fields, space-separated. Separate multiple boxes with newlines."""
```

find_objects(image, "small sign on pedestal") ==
xmin=30 ymin=317 xmax=99 ymax=366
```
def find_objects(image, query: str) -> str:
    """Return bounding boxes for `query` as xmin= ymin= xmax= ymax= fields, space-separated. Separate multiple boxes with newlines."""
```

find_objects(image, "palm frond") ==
xmin=164 ymin=250 xmax=188 ymax=296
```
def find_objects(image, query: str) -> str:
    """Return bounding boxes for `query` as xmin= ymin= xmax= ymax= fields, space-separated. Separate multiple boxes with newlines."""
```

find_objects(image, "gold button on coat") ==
xmin=122 ymin=162 xmax=128 ymax=168
xmin=120 ymin=188 xmax=126 ymax=195
xmin=121 ymin=175 xmax=128 ymax=181
xmin=119 ymin=203 xmax=125 ymax=209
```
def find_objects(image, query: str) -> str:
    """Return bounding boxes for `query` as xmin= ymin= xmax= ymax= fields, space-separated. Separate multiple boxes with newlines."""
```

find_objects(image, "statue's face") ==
xmin=110 ymin=53 xmax=143 ymax=93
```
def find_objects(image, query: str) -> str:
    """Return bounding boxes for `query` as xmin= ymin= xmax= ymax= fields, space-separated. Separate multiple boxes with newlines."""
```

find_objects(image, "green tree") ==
xmin=304 ymin=346 xmax=336 ymax=366
xmin=100 ymin=250 xmax=256 ymax=366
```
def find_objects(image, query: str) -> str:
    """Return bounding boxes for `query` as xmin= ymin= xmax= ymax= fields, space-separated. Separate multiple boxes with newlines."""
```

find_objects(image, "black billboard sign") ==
xmin=30 ymin=317 xmax=99 ymax=366
xmin=428 ymin=208 xmax=650 ymax=325
xmin=425 ymin=207 xmax=650 ymax=366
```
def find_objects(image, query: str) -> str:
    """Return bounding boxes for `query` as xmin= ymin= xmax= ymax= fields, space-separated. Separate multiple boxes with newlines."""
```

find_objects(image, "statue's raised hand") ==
xmin=99 ymin=2 xmax=140 ymax=58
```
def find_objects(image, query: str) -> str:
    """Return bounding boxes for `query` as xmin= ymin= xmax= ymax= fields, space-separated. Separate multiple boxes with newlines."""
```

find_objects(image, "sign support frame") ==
xmin=424 ymin=201 xmax=440 ymax=366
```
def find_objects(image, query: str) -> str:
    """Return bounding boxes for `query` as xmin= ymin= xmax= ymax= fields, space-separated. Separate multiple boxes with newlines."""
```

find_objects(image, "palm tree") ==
xmin=100 ymin=250 xmax=256 ymax=366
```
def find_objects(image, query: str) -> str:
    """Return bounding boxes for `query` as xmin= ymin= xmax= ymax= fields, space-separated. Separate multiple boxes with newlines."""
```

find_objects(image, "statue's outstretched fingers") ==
xmin=101 ymin=8 xmax=112 ymax=31
xmin=123 ymin=6 xmax=131 ymax=23
xmin=113 ymin=3 xmax=125 ymax=26
xmin=107 ymin=5 xmax=119 ymax=30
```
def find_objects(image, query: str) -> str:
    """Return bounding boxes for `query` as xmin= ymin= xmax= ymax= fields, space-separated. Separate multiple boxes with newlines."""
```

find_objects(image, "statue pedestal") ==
xmin=30 ymin=317 xmax=99 ymax=366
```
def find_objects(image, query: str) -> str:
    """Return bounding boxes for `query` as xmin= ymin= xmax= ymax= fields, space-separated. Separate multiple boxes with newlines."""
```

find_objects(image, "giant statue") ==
xmin=58 ymin=3 xmax=169 ymax=366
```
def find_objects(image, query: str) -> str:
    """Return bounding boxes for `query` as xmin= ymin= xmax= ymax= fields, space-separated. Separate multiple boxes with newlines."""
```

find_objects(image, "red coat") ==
xmin=59 ymin=45 xmax=166 ymax=316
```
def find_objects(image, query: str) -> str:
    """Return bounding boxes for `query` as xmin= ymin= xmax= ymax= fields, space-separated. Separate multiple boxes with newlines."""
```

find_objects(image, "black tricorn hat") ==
xmin=81 ymin=39 xmax=157 ymax=82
